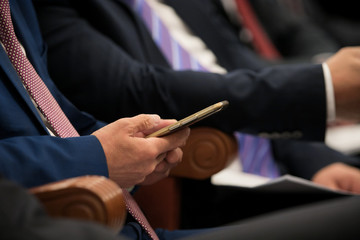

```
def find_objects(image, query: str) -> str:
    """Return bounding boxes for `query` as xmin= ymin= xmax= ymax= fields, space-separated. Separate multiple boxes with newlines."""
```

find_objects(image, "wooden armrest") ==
xmin=170 ymin=127 xmax=238 ymax=179
xmin=29 ymin=175 xmax=127 ymax=233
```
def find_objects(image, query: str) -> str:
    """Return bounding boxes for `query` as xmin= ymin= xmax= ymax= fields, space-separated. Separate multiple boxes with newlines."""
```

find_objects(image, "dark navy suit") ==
xmin=0 ymin=0 xmax=108 ymax=188
xmin=0 ymin=1 xmax=207 ymax=239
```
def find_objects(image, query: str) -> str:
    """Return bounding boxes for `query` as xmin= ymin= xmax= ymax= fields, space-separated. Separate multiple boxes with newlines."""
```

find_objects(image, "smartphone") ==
xmin=146 ymin=100 xmax=229 ymax=138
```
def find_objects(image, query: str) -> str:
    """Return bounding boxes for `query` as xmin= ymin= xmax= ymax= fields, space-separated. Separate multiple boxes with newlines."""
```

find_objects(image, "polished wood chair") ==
xmin=29 ymin=175 xmax=127 ymax=233
xmin=30 ymin=127 xmax=237 ymax=231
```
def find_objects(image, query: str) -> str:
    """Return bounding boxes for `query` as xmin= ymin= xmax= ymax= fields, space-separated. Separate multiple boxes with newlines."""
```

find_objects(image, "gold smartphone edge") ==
xmin=146 ymin=100 xmax=228 ymax=138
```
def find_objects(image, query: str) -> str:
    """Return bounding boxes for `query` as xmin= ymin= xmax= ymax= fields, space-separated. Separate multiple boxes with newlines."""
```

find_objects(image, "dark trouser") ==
xmin=181 ymin=178 xmax=350 ymax=229
xmin=182 ymin=195 xmax=360 ymax=240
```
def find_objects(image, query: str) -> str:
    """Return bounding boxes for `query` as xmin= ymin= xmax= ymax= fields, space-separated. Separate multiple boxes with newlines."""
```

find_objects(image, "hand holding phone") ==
xmin=146 ymin=100 xmax=229 ymax=138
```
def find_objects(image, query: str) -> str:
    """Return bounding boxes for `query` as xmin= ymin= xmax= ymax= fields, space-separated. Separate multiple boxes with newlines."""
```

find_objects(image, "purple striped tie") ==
xmin=236 ymin=133 xmax=280 ymax=178
xmin=126 ymin=0 xmax=280 ymax=178
xmin=0 ymin=1 xmax=158 ymax=239
xmin=124 ymin=0 xmax=207 ymax=71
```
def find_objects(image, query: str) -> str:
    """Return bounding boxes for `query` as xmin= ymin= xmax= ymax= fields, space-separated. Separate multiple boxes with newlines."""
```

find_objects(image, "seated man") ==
xmin=218 ymin=0 xmax=339 ymax=64
xmin=32 ymin=0 xmax=360 ymax=229
xmin=0 ymin=1 xmax=192 ymax=239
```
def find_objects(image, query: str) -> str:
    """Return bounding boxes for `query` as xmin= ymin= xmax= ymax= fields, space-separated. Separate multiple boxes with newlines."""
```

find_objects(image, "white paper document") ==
xmin=252 ymin=174 xmax=355 ymax=195
xmin=211 ymin=160 xmax=357 ymax=196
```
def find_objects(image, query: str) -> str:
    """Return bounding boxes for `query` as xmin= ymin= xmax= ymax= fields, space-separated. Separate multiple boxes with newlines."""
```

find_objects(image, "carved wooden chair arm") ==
xmin=170 ymin=127 xmax=238 ymax=179
xmin=29 ymin=175 xmax=126 ymax=233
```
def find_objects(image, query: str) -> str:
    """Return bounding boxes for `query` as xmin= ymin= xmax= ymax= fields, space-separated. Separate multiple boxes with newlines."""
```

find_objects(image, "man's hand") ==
xmin=312 ymin=162 xmax=360 ymax=194
xmin=92 ymin=114 xmax=190 ymax=188
xmin=326 ymin=47 xmax=360 ymax=121
xmin=140 ymin=147 xmax=183 ymax=186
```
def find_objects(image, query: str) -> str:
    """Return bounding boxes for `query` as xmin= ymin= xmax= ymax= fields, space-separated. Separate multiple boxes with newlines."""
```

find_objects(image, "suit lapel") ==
xmin=109 ymin=0 xmax=170 ymax=67
xmin=164 ymin=0 xmax=267 ymax=71
xmin=0 ymin=1 xmax=49 ymax=133
xmin=164 ymin=0 xmax=231 ymax=67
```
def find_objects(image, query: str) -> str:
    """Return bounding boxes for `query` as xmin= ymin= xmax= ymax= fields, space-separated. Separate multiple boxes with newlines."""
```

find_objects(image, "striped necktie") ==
xmin=125 ymin=0 xmax=281 ymax=178
xmin=123 ymin=0 xmax=208 ymax=71
xmin=0 ymin=0 xmax=79 ymax=138
xmin=0 ymin=1 xmax=158 ymax=239
xmin=234 ymin=0 xmax=281 ymax=60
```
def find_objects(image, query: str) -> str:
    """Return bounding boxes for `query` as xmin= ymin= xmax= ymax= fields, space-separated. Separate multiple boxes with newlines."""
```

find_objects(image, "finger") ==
xmin=140 ymin=170 xmax=171 ymax=186
xmin=154 ymin=149 xmax=182 ymax=173
xmin=313 ymin=178 xmax=339 ymax=191
xmin=142 ymin=119 xmax=177 ymax=136
xmin=154 ymin=152 xmax=180 ymax=173
xmin=317 ymin=179 xmax=339 ymax=191
xmin=156 ymin=152 xmax=167 ymax=163
xmin=154 ymin=161 xmax=168 ymax=173
xmin=153 ymin=161 xmax=176 ymax=174
xmin=165 ymin=148 xmax=183 ymax=165
xmin=148 ymin=127 xmax=190 ymax=154
xmin=129 ymin=114 xmax=161 ymax=136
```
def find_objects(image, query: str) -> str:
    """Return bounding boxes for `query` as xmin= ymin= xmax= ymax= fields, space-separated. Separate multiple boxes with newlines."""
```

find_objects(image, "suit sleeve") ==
xmin=250 ymin=0 xmax=339 ymax=60
xmin=273 ymin=139 xmax=360 ymax=179
xmin=0 ymin=136 xmax=108 ymax=188
xmin=35 ymin=1 xmax=327 ymax=141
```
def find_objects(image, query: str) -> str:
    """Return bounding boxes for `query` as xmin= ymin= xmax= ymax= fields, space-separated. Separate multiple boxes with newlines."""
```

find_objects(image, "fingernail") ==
xmin=186 ymin=128 xmax=191 ymax=137
xmin=150 ymin=114 xmax=161 ymax=124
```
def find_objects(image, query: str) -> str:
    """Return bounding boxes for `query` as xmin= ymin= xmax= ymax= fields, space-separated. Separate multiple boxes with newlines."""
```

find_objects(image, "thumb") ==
xmin=130 ymin=114 xmax=161 ymax=135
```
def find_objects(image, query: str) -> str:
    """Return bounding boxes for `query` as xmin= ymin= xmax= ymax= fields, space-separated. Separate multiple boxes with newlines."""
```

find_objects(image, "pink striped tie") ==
xmin=0 ymin=1 xmax=158 ymax=239
xmin=126 ymin=0 xmax=280 ymax=179
xmin=0 ymin=0 xmax=79 ymax=138
xmin=123 ymin=190 xmax=159 ymax=240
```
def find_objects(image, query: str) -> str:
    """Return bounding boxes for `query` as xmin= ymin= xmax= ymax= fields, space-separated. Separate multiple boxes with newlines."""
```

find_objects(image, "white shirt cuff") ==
xmin=322 ymin=63 xmax=336 ymax=123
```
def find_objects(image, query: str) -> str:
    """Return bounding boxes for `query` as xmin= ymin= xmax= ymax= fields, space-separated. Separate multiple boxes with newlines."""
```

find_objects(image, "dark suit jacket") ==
xmin=1 ymin=2 xmax=197 ymax=239
xmin=162 ymin=0 xmax=360 ymax=177
xmin=165 ymin=0 xmax=339 ymax=66
xmin=248 ymin=0 xmax=339 ymax=58
xmin=34 ymin=0 xmax=326 ymax=139
xmin=303 ymin=0 xmax=360 ymax=47
xmin=33 ymin=0 xmax=359 ymax=180
xmin=0 ymin=0 xmax=108 ymax=188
